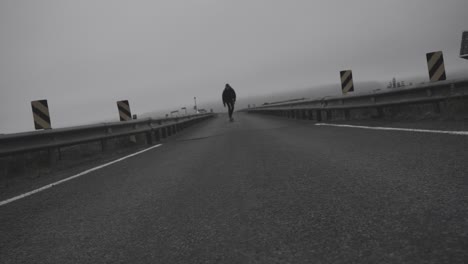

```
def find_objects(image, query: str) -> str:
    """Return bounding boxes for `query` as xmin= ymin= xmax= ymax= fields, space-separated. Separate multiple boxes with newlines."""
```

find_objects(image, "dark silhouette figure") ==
xmin=222 ymin=83 xmax=236 ymax=121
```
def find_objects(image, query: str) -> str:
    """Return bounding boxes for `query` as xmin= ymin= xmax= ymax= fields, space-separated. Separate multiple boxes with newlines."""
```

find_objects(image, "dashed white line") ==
xmin=315 ymin=123 xmax=468 ymax=136
xmin=0 ymin=144 xmax=163 ymax=207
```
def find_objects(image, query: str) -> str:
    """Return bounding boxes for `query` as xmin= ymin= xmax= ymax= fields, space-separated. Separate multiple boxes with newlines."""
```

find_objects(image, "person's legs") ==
xmin=231 ymin=102 xmax=235 ymax=120
xmin=227 ymin=102 xmax=234 ymax=120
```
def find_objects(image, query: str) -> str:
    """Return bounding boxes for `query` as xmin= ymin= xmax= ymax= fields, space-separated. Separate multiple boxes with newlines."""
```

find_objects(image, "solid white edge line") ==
xmin=0 ymin=144 xmax=163 ymax=207
xmin=315 ymin=123 xmax=468 ymax=136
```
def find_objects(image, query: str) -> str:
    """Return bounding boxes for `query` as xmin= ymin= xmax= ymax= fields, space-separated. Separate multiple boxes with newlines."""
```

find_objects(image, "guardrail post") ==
xmin=167 ymin=126 xmax=172 ymax=137
xmin=155 ymin=129 xmax=161 ymax=142
xmin=375 ymin=107 xmax=384 ymax=118
xmin=48 ymin=147 xmax=57 ymax=166
xmin=130 ymin=123 xmax=137 ymax=143
xmin=450 ymin=83 xmax=456 ymax=94
xmin=316 ymin=110 xmax=322 ymax=122
xmin=344 ymin=109 xmax=350 ymax=120
xmin=101 ymin=126 xmax=112 ymax=152
xmin=57 ymin=148 xmax=62 ymax=161
xmin=426 ymin=89 xmax=433 ymax=97
xmin=1 ymin=161 xmax=7 ymax=187
xmin=146 ymin=131 xmax=153 ymax=145
xmin=433 ymin=101 xmax=441 ymax=114
xmin=101 ymin=139 xmax=107 ymax=152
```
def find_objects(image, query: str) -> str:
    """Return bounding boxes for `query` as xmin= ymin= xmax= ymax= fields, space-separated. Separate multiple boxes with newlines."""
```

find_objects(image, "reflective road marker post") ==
xmin=426 ymin=51 xmax=447 ymax=82
xmin=460 ymin=31 xmax=468 ymax=60
xmin=340 ymin=70 xmax=354 ymax=95
xmin=117 ymin=100 xmax=136 ymax=142
xmin=31 ymin=99 xmax=51 ymax=130
xmin=117 ymin=100 xmax=132 ymax=121
xmin=31 ymin=99 xmax=56 ymax=164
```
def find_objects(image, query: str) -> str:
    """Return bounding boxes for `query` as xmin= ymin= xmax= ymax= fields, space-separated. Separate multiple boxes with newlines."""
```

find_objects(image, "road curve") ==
xmin=1 ymin=113 xmax=467 ymax=263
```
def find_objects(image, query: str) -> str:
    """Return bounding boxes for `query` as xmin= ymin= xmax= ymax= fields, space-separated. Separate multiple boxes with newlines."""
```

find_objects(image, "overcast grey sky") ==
xmin=1 ymin=0 xmax=467 ymax=133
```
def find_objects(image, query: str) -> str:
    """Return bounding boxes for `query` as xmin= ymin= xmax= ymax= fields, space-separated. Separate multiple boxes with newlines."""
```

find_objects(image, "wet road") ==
xmin=1 ymin=113 xmax=467 ymax=263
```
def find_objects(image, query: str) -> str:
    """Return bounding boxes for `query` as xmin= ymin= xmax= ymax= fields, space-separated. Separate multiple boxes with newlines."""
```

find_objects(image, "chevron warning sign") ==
xmin=426 ymin=51 xmax=446 ymax=82
xmin=340 ymin=70 xmax=354 ymax=94
xmin=460 ymin=31 xmax=468 ymax=60
xmin=31 ymin=99 xmax=51 ymax=130
xmin=117 ymin=100 xmax=131 ymax=121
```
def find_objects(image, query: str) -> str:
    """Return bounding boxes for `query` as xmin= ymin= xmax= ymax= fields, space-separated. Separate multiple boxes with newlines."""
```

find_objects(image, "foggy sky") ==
xmin=1 ymin=0 xmax=468 ymax=133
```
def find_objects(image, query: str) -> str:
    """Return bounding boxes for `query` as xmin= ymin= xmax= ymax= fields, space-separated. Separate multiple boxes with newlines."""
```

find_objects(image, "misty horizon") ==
xmin=1 ymin=0 xmax=468 ymax=133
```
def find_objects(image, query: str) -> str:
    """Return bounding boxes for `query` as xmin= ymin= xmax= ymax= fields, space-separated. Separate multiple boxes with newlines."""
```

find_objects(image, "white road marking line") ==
xmin=0 ymin=144 xmax=163 ymax=207
xmin=315 ymin=123 xmax=468 ymax=136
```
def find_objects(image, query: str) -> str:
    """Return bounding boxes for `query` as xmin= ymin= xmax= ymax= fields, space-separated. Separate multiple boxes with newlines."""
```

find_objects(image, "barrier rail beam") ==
xmin=0 ymin=113 xmax=215 ymax=157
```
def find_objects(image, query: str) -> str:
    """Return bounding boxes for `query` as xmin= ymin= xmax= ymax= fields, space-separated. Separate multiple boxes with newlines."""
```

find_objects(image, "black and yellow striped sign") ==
xmin=31 ymin=99 xmax=51 ymax=130
xmin=460 ymin=31 xmax=468 ymax=60
xmin=117 ymin=100 xmax=131 ymax=121
xmin=426 ymin=51 xmax=446 ymax=82
xmin=340 ymin=70 xmax=354 ymax=94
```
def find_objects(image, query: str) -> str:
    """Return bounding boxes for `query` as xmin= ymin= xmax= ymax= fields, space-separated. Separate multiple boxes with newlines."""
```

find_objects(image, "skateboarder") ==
xmin=222 ymin=83 xmax=236 ymax=121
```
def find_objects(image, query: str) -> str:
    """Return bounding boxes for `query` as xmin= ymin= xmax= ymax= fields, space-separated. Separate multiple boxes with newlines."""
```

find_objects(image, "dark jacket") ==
xmin=222 ymin=85 xmax=236 ymax=105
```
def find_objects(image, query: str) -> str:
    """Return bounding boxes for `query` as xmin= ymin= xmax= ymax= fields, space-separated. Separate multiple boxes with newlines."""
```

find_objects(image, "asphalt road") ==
xmin=1 ymin=113 xmax=467 ymax=263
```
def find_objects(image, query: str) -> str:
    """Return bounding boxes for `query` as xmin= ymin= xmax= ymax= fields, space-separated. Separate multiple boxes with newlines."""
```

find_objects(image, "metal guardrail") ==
xmin=0 ymin=113 xmax=215 ymax=157
xmin=243 ymin=79 xmax=468 ymax=120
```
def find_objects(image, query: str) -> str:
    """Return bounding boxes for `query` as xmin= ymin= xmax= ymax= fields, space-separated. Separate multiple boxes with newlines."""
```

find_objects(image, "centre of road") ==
xmin=0 ymin=144 xmax=163 ymax=207
xmin=2 ymin=123 xmax=466 ymax=207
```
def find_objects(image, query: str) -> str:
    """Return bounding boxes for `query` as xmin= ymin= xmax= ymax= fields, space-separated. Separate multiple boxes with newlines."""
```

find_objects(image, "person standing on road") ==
xmin=222 ymin=83 xmax=237 ymax=122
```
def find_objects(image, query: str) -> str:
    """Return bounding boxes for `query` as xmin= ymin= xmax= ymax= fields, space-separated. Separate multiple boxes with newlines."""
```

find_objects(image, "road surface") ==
xmin=1 ymin=113 xmax=467 ymax=263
